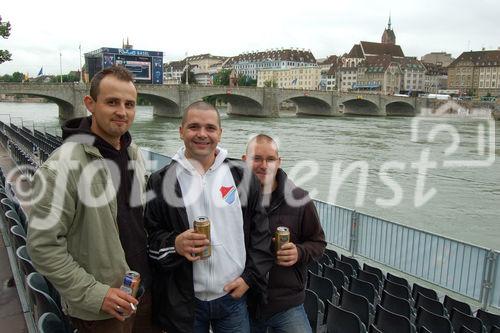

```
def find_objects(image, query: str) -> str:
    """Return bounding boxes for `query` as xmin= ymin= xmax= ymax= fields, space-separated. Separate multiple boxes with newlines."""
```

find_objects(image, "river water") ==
xmin=1 ymin=102 xmax=499 ymax=250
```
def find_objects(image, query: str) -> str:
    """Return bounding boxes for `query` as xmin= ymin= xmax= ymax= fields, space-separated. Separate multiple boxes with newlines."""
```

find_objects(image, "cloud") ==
xmin=1 ymin=0 xmax=498 ymax=75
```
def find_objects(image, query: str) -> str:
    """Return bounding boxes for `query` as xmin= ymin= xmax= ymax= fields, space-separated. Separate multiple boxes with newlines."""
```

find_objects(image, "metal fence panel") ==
xmin=490 ymin=251 xmax=500 ymax=308
xmin=313 ymin=200 xmax=351 ymax=251
xmin=141 ymin=148 xmax=172 ymax=173
xmin=355 ymin=211 xmax=488 ymax=302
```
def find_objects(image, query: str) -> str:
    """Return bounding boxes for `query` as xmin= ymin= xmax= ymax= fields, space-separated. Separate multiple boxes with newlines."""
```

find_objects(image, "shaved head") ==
xmin=182 ymin=101 xmax=221 ymax=127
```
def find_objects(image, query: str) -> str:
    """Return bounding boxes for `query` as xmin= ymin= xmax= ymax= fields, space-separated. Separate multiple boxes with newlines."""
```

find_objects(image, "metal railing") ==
xmin=314 ymin=199 xmax=499 ymax=310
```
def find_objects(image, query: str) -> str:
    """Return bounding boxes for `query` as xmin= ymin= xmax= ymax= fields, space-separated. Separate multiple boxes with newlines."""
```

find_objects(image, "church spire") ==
xmin=381 ymin=14 xmax=396 ymax=45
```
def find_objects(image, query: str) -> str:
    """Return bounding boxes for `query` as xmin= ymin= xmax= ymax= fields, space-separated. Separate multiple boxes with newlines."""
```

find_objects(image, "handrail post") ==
xmin=479 ymin=249 xmax=497 ymax=310
xmin=349 ymin=210 xmax=359 ymax=257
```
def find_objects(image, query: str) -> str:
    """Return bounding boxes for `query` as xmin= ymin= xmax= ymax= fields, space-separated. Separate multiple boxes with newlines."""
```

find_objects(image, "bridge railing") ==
xmin=313 ymin=198 xmax=499 ymax=310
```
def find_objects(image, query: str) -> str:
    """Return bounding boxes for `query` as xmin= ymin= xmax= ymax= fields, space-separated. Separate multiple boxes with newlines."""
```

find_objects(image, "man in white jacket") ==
xmin=145 ymin=101 xmax=273 ymax=333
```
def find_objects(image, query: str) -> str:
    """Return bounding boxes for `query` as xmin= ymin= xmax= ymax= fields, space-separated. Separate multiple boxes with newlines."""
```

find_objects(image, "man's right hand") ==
xmin=101 ymin=288 xmax=138 ymax=321
xmin=175 ymin=229 xmax=209 ymax=261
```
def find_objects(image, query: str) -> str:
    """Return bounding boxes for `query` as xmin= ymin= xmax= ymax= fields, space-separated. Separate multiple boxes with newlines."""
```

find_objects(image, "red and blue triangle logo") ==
xmin=220 ymin=185 xmax=236 ymax=205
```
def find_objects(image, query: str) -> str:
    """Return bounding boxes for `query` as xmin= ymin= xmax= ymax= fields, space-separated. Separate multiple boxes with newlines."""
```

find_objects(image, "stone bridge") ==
xmin=0 ymin=83 xmax=428 ymax=120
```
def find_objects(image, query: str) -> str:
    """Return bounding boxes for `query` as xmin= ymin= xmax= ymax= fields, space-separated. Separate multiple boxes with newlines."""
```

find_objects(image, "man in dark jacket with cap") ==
xmin=243 ymin=134 xmax=326 ymax=333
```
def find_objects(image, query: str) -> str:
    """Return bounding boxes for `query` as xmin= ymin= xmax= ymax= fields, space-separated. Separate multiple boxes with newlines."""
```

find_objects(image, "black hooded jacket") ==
xmin=62 ymin=116 xmax=151 ymax=288
xmin=259 ymin=168 xmax=326 ymax=318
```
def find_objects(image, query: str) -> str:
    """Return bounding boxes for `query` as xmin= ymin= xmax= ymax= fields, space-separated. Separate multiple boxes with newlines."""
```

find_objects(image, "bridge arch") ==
xmin=191 ymin=93 xmax=265 ymax=117
xmin=385 ymin=101 xmax=416 ymax=116
xmin=279 ymin=96 xmax=331 ymax=115
xmin=2 ymin=92 xmax=79 ymax=119
xmin=342 ymin=98 xmax=380 ymax=116
xmin=138 ymin=93 xmax=180 ymax=117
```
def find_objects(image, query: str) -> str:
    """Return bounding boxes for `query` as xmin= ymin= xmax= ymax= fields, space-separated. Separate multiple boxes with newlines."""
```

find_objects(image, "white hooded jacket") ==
xmin=172 ymin=146 xmax=246 ymax=301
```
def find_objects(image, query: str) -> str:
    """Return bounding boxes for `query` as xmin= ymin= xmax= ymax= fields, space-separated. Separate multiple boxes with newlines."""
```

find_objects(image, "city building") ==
xmin=185 ymin=54 xmax=227 ymax=72
xmin=396 ymin=57 xmax=426 ymax=93
xmin=337 ymin=17 xmax=406 ymax=94
xmin=186 ymin=54 xmax=227 ymax=85
xmin=338 ymin=67 xmax=358 ymax=92
xmin=84 ymin=44 xmax=163 ymax=84
xmin=423 ymin=62 xmax=448 ymax=93
xmin=256 ymin=66 xmax=321 ymax=90
xmin=355 ymin=55 xmax=403 ymax=94
xmin=318 ymin=55 xmax=340 ymax=91
xmin=421 ymin=52 xmax=455 ymax=67
xmin=447 ymin=50 xmax=500 ymax=96
xmin=228 ymin=48 xmax=317 ymax=80
xmin=164 ymin=54 xmax=227 ymax=85
xmin=163 ymin=60 xmax=186 ymax=84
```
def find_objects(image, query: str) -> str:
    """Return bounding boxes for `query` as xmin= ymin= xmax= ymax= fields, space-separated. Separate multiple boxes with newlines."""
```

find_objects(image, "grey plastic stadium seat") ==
xmin=416 ymin=306 xmax=453 ymax=333
xmin=327 ymin=301 xmax=366 ymax=333
xmin=450 ymin=308 xmax=484 ymax=333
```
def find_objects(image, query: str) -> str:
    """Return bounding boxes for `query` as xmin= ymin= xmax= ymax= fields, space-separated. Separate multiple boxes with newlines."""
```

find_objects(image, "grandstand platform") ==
xmin=0 ymin=119 xmax=499 ymax=333
xmin=0 ymin=144 xmax=29 ymax=332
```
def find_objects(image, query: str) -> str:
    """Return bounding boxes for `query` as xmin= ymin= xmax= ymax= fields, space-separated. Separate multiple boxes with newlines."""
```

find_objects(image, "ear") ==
xmin=179 ymin=126 xmax=183 ymax=140
xmin=242 ymin=154 xmax=247 ymax=161
xmin=83 ymin=95 xmax=95 ymax=114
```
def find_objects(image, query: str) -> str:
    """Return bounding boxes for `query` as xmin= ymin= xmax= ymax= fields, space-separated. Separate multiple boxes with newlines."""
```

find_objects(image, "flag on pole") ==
xmin=37 ymin=67 xmax=43 ymax=76
xmin=291 ymin=78 xmax=298 ymax=85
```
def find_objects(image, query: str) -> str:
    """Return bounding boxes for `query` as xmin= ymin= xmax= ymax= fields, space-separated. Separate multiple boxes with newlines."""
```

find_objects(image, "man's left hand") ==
xmin=223 ymin=277 xmax=249 ymax=299
xmin=277 ymin=242 xmax=298 ymax=267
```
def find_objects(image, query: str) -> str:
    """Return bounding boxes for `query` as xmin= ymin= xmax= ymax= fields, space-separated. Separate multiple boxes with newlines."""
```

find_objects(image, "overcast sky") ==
xmin=1 ymin=0 xmax=499 ymax=76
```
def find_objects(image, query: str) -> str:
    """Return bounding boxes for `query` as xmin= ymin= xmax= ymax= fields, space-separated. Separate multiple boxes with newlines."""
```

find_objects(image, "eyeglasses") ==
xmin=250 ymin=156 xmax=279 ymax=164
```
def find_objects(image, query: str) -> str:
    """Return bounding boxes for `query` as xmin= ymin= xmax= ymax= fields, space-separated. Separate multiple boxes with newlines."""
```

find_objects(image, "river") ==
xmin=1 ymin=102 xmax=499 ymax=250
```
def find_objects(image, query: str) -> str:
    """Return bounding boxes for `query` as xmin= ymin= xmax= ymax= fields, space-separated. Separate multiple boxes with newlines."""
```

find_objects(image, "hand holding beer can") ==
xmin=275 ymin=226 xmax=290 ymax=254
xmin=194 ymin=216 xmax=211 ymax=259
xmin=118 ymin=271 xmax=141 ymax=317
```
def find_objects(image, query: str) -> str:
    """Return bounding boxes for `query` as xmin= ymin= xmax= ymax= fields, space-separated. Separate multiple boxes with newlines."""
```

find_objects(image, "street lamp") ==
xmin=59 ymin=52 xmax=63 ymax=83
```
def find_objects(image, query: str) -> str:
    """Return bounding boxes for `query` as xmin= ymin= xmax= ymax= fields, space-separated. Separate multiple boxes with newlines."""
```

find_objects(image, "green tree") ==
xmin=203 ymin=95 xmax=228 ymax=107
xmin=212 ymin=69 xmax=231 ymax=86
xmin=11 ymin=71 xmax=23 ymax=82
xmin=238 ymin=74 xmax=257 ymax=86
xmin=50 ymin=73 xmax=80 ymax=83
xmin=0 ymin=15 xmax=12 ymax=64
xmin=263 ymin=79 xmax=277 ymax=88
xmin=181 ymin=70 xmax=196 ymax=84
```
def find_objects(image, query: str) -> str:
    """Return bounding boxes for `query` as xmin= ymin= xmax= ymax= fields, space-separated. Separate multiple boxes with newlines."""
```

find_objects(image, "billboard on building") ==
xmin=85 ymin=47 xmax=163 ymax=84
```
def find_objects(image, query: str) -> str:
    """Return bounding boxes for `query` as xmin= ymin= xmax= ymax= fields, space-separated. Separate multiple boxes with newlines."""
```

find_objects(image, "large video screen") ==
xmin=115 ymin=55 xmax=152 ymax=81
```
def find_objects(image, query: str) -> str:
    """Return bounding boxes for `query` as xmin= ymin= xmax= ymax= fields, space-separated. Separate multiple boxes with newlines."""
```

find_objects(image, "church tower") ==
xmin=381 ymin=15 xmax=396 ymax=45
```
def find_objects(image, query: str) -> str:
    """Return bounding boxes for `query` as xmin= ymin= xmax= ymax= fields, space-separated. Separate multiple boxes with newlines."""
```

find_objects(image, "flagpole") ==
xmin=79 ymin=44 xmax=83 ymax=83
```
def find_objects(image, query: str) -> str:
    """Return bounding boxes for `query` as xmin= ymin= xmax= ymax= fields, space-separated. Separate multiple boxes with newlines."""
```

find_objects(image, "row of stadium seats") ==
xmin=304 ymin=249 xmax=500 ymax=332
xmin=0 ymin=166 xmax=72 ymax=332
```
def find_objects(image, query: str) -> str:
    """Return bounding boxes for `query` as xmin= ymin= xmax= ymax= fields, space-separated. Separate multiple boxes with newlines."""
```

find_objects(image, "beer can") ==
xmin=120 ymin=270 xmax=141 ymax=298
xmin=275 ymin=226 xmax=290 ymax=253
xmin=194 ymin=216 xmax=211 ymax=259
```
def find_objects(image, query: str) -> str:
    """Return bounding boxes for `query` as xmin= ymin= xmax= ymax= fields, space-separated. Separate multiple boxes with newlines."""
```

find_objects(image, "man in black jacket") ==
xmin=144 ymin=102 xmax=273 ymax=333
xmin=242 ymin=134 xmax=326 ymax=333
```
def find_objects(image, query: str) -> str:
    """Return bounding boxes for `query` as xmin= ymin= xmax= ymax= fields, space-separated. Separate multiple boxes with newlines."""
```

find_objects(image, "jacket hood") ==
xmin=172 ymin=146 xmax=228 ymax=175
xmin=268 ymin=168 xmax=309 ymax=212
xmin=61 ymin=116 xmax=132 ymax=151
xmin=62 ymin=116 xmax=93 ymax=140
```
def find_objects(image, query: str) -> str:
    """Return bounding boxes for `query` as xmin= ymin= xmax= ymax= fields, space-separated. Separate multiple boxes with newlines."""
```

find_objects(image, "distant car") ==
xmin=480 ymin=96 xmax=496 ymax=102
